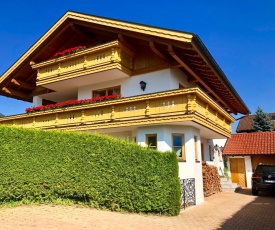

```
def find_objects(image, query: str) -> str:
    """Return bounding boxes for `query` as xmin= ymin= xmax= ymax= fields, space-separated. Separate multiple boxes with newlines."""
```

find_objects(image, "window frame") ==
xmin=92 ymin=85 xmax=121 ymax=98
xmin=146 ymin=134 xmax=157 ymax=150
xmin=172 ymin=134 xmax=186 ymax=162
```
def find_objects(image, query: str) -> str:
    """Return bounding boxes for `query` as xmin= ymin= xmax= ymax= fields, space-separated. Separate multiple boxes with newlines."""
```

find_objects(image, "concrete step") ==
xmin=222 ymin=187 xmax=238 ymax=192
xmin=221 ymin=181 xmax=238 ymax=187
xmin=221 ymin=183 xmax=238 ymax=189
xmin=220 ymin=177 xmax=241 ymax=192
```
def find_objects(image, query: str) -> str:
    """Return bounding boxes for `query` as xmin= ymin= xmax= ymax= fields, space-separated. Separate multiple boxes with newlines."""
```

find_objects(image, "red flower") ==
xmin=25 ymin=94 xmax=123 ymax=113
xmin=53 ymin=46 xmax=86 ymax=58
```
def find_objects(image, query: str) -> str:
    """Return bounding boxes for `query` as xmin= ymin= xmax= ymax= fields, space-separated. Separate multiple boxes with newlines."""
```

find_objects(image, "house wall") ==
xmin=245 ymin=156 xmax=253 ymax=188
xmin=32 ymin=67 xmax=212 ymax=204
xmin=211 ymin=139 xmax=227 ymax=147
xmin=77 ymin=68 xmax=193 ymax=100
xmin=33 ymin=68 xmax=194 ymax=106
xmin=208 ymin=138 xmax=227 ymax=175
xmin=201 ymin=137 xmax=212 ymax=161
xmin=88 ymin=124 xmax=210 ymax=204
xmin=136 ymin=125 xmax=204 ymax=205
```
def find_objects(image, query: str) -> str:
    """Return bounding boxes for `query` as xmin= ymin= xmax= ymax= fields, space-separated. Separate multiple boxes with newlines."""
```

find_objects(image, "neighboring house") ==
xmin=223 ymin=132 xmax=275 ymax=188
xmin=225 ymin=111 xmax=275 ymax=188
xmin=236 ymin=113 xmax=275 ymax=133
xmin=0 ymin=11 xmax=249 ymax=205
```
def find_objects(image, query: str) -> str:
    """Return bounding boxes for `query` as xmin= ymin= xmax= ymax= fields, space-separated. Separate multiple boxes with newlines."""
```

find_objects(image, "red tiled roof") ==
xmin=236 ymin=113 xmax=275 ymax=133
xmin=223 ymin=132 xmax=275 ymax=156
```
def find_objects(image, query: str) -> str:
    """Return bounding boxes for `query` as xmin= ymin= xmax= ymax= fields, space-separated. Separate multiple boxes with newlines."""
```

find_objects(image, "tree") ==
xmin=253 ymin=107 xmax=273 ymax=132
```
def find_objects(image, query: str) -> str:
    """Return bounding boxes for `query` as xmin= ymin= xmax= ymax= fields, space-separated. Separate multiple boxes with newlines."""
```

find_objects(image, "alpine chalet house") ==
xmin=0 ymin=11 xmax=249 ymax=205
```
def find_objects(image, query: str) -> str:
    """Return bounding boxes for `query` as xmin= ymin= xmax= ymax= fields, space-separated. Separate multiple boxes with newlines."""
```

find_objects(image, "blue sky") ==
xmin=1 ymin=1 xmax=275 ymax=132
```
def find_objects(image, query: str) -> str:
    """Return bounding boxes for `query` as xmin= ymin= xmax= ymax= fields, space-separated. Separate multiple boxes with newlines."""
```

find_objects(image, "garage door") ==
xmin=251 ymin=156 xmax=275 ymax=170
xmin=230 ymin=158 xmax=246 ymax=187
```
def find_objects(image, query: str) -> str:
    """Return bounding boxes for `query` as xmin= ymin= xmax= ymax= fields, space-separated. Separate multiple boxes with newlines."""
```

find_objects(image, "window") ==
xmin=194 ymin=136 xmax=199 ymax=162
xmin=172 ymin=134 xmax=185 ymax=161
xmin=93 ymin=86 xmax=120 ymax=97
xmin=146 ymin=134 xmax=157 ymax=150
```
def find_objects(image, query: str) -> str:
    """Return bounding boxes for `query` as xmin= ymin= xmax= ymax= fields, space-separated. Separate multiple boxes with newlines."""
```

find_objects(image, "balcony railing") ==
xmin=31 ymin=40 xmax=134 ymax=85
xmin=0 ymin=88 xmax=234 ymax=137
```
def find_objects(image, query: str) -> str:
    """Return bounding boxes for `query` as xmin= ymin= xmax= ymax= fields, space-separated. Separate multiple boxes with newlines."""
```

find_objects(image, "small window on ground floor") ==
xmin=146 ymin=134 xmax=157 ymax=150
xmin=172 ymin=134 xmax=186 ymax=161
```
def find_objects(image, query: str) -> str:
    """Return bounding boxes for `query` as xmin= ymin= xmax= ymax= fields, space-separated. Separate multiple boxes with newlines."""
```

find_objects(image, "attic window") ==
xmin=271 ymin=115 xmax=275 ymax=120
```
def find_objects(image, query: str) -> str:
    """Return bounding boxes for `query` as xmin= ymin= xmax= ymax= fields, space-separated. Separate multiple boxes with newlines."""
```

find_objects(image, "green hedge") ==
xmin=0 ymin=125 xmax=181 ymax=215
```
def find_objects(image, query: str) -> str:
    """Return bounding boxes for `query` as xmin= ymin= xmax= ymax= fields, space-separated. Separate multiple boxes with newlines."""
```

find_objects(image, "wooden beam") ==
xmin=2 ymin=87 xmax=30 ymax=100
xmin=118 ymin=34 xmax=136 ymax=54
xmin=1 ymin=23 xmax=73 ymax=87
xmin=187 ymin=76 xmax=199 ymax=83
xmin=11 ymin=78 xmax=35 ymax=90
xmin=32 ymin=86 xmax=54 ymax=96
xmin=70 ymin=23 xmax=91 ymax=40
xmin=149 ymin=41 xmax=167 ymax=60
xmin=31 ymin=23 xmax=72 ymax=61
xmin=74 ymin=20 xmax=193 ymax=50
xmin=171 ymin=64 xmax=182 ymax=68
xmin=168 ymin=45 xmax=236 ymax=114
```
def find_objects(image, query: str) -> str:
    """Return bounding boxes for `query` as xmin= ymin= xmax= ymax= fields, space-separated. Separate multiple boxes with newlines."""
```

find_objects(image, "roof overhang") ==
xmin=0 ymin=11 xmax=250 ymax=115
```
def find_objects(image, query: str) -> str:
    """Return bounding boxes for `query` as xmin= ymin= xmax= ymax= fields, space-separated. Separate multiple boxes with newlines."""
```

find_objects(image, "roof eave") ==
xmin=191 ymin=35 xmax=250 ymax=115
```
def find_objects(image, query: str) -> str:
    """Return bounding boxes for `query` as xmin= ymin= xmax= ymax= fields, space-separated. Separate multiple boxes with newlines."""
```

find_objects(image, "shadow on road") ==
xmin=219 ymin=188 xmax=275 ymax=229
xmin=236 ymin=187 xmax=275 ymax=197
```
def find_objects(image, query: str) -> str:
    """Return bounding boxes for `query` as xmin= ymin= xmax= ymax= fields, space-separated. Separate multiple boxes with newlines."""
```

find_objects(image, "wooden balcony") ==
xmin=31 ymin=40 xmax=134 ymax=86
xmin=0 ymin=88 xmax=234 ymax=137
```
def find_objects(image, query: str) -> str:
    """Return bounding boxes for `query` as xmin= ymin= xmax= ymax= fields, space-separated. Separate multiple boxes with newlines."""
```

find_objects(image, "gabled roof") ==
xmin=236 ymin=113 xmax=275 ymax=133
xmin=0 ymin=11 xmax=250 ymax=115
xmin=223 ymin=132 xmax=275 ymax=156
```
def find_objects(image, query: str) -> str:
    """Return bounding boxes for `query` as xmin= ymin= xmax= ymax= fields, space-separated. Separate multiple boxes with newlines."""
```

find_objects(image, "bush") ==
xmin=0 ymin=125 xmax=181 ymax=215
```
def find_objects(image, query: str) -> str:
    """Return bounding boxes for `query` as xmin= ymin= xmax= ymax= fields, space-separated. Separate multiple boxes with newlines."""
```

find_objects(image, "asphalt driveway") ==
xmin=0 ymin=189 xmax=275 ymax=229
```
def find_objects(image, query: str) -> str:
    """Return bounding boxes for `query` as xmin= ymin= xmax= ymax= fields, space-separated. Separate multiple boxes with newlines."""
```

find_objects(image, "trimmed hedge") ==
xmin=0 ymin=125 xmax=181 ymax=215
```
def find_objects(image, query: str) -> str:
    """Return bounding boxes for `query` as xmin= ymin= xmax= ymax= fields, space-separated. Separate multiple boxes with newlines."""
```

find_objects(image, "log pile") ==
xmin=202 ymin=163 xmax=222 ymax=197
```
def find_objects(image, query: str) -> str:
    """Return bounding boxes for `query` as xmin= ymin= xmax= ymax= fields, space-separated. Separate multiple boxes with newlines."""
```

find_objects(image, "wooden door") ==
xmin=251 ymin=156 xmax=275 ymax=170
xmin=230 ymin=158 xmax=246 ymax=187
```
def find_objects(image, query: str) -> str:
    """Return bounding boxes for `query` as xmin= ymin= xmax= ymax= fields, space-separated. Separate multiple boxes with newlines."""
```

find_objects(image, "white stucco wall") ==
xmin=208 ymin=138 xmax=227 ymax=175
xmin=33 ymin=96 xmax=43 ymax=107
xmin=200 ymin=137 xmax=211 ymax=161
xmin=170 ymin=68 xmax=194 ymax=88
xmin=136 ymin=126 xmax=170 ymax=151
xmin=245 ymin=156 xmax=253 ymax=188
xmin=77 ymin=68 xmax=191 ymax=100
xmin=212 ymin=139 xmax=227 ymax=147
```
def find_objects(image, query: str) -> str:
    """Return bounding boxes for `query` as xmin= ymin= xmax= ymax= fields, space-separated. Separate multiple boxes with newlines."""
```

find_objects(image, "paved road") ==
xmin=0 ymin=189 xmax=275 ymax=229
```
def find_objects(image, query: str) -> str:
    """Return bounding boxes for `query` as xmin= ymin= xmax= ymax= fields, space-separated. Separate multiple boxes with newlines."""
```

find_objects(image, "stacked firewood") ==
xmin=202 ymin=163 xmax=222 ymax=197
